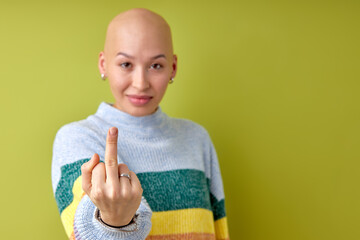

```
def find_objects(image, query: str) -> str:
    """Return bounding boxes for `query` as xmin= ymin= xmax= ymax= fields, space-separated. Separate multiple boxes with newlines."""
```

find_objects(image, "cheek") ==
xmin=109 ymin=79 xmax=128 ymax=96
xmin=155 ymin=79 xmax=170 ymax=94
xmin=107 ymin=66 xmax=129 ymax=91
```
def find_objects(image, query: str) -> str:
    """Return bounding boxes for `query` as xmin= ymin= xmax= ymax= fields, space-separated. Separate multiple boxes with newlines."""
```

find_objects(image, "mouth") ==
xmin=127 ymin=94 xmax=153 ymax=106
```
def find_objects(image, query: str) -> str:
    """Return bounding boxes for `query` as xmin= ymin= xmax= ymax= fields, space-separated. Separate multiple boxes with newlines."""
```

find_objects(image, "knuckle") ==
xmin=106 ymin=159 xmax=118 ymax=168
xmin=128 ymin=170 xmax=135 ymax=176
xmin=108 ymin=188 xmax=120 ymax=200
xmin=120 ymin=189 xmax=131 ymax=201
xmin=92 ymin=165 xmax=100 ymax=174
xmin=118 ymin=163 xmax=129 ymax=172
xmin=81 ymin=183 xmax=88 ymax=192
xmin=107 ymin=137 xmax=117 ymax=144
xmin=81 ymin=164 xmax=88 ymax=173
xmin=97 ymin=162 xmax=105 ymax=169
xmin=92 ymin=188 xmax=104 ymax=201
xmin=133 ymin=187 xmax=143 ymax=196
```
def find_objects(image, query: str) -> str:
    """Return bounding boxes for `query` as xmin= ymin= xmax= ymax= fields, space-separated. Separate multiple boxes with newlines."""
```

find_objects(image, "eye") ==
xmin=150 ymin=63 xmax=162 ymax=70
xmin=120 ymin=62 xmax=132 ymax=68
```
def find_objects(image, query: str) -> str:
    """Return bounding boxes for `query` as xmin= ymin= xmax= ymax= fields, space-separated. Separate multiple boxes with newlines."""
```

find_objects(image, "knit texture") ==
xmin=52 ymin=102 xmax=229 ymax=240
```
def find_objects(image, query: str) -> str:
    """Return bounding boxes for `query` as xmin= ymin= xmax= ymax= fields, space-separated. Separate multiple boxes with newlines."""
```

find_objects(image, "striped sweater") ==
xmin=51 ymin=102 xmax=230 ymax=239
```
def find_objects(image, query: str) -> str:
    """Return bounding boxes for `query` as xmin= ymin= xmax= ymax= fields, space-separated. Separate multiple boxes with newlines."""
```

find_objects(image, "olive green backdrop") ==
xmin=0 ymin=0 xmax=359 ymax=239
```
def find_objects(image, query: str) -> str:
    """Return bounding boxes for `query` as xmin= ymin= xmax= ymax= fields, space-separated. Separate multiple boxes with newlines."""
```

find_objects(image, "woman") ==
xmin=52 ymin=8 xmax=229 ymax=240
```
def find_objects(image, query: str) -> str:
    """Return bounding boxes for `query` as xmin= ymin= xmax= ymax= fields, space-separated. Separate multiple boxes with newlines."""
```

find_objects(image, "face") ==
xmin=99 ymin=13 xmax=177 ymax=117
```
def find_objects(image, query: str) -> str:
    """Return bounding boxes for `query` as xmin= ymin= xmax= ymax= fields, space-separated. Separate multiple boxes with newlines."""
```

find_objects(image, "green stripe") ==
xmin=55 ymin=163 xmax=226 ymax=220
xmin=138 ymin=169 xmax=226 ymax=220
xmin=55 ymin=158 xmax=90 ymax=214
xmin=210 ymin=193 xmax=226 ymax=220
xmin=138 ymin=169 xmax=212 ymax=212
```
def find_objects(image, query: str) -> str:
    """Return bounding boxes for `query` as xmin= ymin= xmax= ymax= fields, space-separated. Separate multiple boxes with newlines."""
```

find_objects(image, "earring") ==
xmin=101 ymin=73 xmax=106 ymax=80
xmin=169 ymin=77 xmax=174 ymax=84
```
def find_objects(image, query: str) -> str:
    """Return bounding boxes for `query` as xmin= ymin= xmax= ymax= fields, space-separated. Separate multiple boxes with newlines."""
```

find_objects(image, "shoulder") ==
xmin=52 ymin=116 xmax=105 ymax=169
xmin=54 ymin=116 xmax=102 ymax=143
xmin=169 ymin=117 xmax=207 ymax=132
xmin=52 ymin=116 xmax=106 ymax=159
xmin=51 ymin=117 xmax=104 ymax=191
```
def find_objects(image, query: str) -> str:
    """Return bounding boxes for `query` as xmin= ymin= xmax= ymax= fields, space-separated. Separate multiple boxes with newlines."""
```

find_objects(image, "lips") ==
xmin=127 ymin=94 xmax=153 ymax=106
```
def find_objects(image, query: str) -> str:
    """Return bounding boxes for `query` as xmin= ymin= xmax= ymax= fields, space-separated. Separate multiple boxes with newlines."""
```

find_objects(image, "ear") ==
xmin=98 ymin=51 xmax=106 ymax=76
xmin=171 ymin=54 xmax=178 ymax=79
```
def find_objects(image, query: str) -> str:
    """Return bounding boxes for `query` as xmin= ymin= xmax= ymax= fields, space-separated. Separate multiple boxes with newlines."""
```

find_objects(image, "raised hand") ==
xmin=81 ymin=127 xmax=143 ymax=226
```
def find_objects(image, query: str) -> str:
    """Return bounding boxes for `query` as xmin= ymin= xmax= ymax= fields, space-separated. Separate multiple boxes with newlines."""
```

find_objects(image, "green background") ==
xmin=0 ymin=0 xmax=359 ymax=239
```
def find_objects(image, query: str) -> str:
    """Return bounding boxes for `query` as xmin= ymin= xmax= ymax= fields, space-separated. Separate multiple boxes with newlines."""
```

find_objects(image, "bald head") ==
xmin=103 ymin=8 xmax=174 ymax=58
xmin=98 ymin=8 xmax=178 ymax=116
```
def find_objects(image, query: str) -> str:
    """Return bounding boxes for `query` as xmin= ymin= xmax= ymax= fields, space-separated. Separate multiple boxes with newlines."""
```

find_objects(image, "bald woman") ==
xmin=52 ymin=8 xmax=230 ymax=240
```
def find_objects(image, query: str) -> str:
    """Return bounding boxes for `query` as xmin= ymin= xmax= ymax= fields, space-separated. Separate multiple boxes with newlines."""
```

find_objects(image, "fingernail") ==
xmin=110 ymin=127 xmax=118 ymax=136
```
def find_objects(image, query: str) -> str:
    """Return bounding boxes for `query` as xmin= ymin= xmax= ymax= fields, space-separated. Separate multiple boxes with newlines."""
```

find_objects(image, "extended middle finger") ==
xmin=104 ymin=127 xmax=119 ymax=182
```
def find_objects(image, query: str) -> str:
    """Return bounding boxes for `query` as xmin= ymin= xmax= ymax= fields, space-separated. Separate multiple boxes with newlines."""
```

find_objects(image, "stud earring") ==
xmin=101 ymin=73 xmax=106 ymax=80
xmin=169 ymin=77 xmax=174 ymax=84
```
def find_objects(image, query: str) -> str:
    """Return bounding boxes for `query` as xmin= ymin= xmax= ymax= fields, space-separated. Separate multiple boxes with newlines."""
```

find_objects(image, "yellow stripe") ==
xmin=149 ymin=208 xmax=215 ymax=235
xmin=59 ymin=177 xmax=228 ymax=239
xmin=60 ymin=176 xmax=84 ymax=238
xmin=214 ymin=217 xmax=229 ymax=239
xmin=146 ymin=233 xmax=215 ymax=239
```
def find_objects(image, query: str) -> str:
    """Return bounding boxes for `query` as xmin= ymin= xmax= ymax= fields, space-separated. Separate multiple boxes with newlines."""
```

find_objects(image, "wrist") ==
xmin=97 ymin=209 xmax=134 ymax=228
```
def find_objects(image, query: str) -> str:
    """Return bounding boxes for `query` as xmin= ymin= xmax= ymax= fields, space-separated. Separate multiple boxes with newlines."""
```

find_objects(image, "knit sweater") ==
xmin=51 ymin=102 xmax=229 ymax=240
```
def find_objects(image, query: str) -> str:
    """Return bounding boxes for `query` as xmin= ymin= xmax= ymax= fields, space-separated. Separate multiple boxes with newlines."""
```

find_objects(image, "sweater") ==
xmin=51 ymin=102 xmax=230 ymax=240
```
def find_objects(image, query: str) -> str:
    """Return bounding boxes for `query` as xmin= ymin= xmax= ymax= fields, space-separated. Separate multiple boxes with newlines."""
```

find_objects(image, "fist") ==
xmin=81 ymin=127 xmax=143 ymax=226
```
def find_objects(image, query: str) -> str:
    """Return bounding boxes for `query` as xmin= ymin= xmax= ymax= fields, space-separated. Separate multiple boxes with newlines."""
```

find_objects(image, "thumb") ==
xmin=81 ymin=153 xmax=100 ymax=194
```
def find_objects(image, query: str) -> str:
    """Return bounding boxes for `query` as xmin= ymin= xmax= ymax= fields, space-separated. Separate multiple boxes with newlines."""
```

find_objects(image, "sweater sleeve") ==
xmin=208 ymin=139 xmax=230 ymax=240
xmin=51 ymin=123 xmax=152 ymax=240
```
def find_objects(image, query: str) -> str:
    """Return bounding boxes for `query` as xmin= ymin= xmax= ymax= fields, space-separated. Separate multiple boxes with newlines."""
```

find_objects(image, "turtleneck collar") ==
xmin=94 ymin=102 xmax=170 ymax=137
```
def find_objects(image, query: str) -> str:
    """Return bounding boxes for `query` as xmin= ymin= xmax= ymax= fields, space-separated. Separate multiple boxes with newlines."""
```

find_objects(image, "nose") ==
xmin=132 ymin=68 xmax=149 ymax=91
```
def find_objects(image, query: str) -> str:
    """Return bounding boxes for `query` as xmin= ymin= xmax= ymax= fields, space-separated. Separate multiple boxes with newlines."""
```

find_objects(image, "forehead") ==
xmin=105 ymin=16 xmax=173 ymax=59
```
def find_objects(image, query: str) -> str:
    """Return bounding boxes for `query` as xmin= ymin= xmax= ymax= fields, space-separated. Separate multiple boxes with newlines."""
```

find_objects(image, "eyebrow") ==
xmin=116 ymin=52 xmax=166 ymax=60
